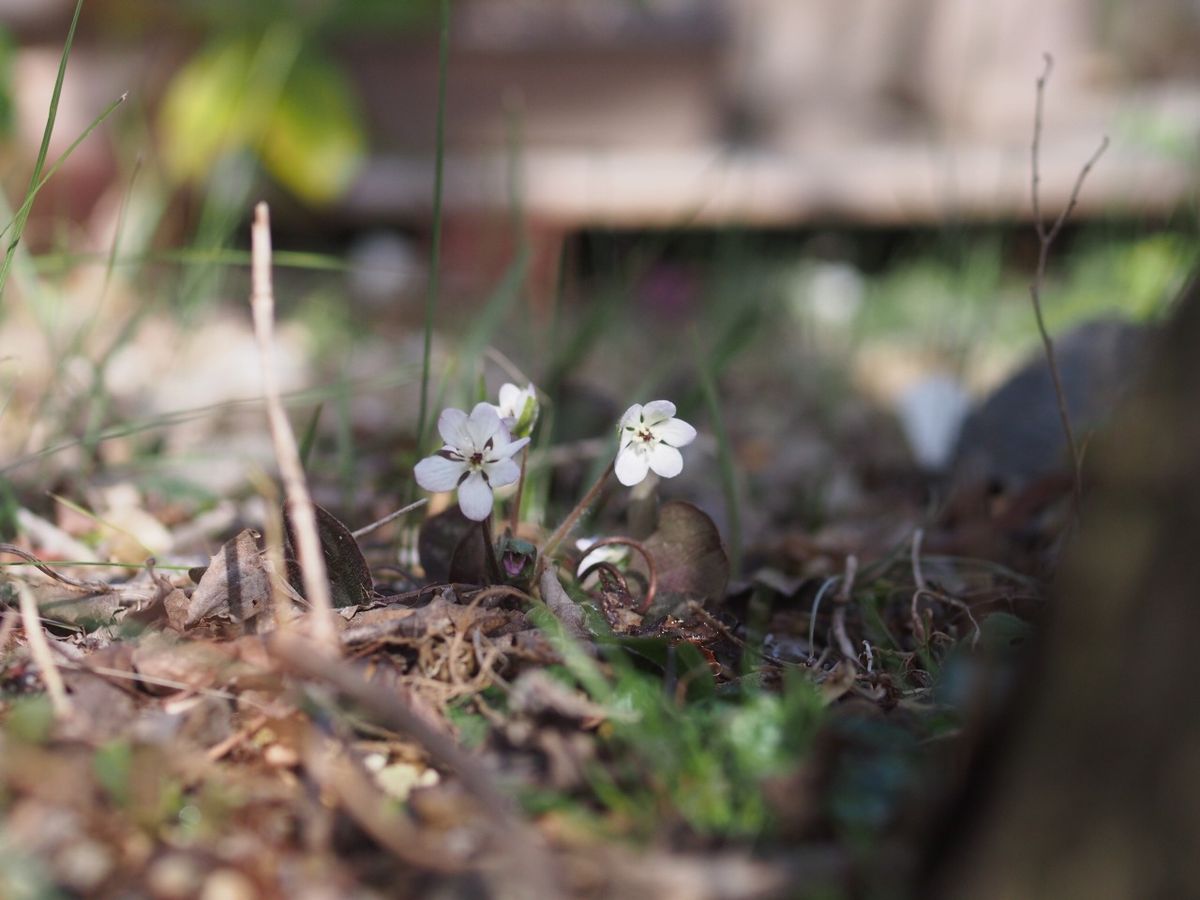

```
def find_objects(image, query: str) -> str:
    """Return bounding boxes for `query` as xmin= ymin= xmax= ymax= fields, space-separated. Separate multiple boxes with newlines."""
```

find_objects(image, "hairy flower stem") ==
xmin=538 ymin=460 xmax=615 ymax=571
xmin=508 ymin=446 xmax=529 ymax=537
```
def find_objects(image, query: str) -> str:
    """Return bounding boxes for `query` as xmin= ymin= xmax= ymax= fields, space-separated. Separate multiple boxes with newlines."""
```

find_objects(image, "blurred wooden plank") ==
xmin=342 ymin=125 xmax=1200 ymax=228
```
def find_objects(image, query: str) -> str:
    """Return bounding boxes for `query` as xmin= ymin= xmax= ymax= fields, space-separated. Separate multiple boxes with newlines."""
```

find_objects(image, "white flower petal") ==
xmin=490 ymin=406 xmax=513 ymax=429
xmin=491 ymin=435 xmax=530 ymax=460
xmin=414 ymin=453 xmax=467 ymax=492
xmin=465 ymin=402 xmax=502 ymax=450
xmin=641 ymin=400 xmax=677 ymax=425
xmin=456 ymin=472 xmax=495 ymax=521
xmin=647 ymin=443 xmax=684 ymax=479
xmin=618 ymin=403 xmax=643 ymax=432
xmin=615 ymin=446 xmax=651 ymax=486
xmin=484 ymin=456 xmax=521 ymax=488
xmin=437 ymin=408 xmax=470 ymax=448
xmin=652 ymin=417 xmax=697 ymax=447
xmin=497 ymin=383 xmax=522 ymax=415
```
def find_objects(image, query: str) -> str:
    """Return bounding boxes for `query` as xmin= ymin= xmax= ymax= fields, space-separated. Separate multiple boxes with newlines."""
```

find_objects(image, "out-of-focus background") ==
xmin=1 ymin=0 xmax=1198 ymax=565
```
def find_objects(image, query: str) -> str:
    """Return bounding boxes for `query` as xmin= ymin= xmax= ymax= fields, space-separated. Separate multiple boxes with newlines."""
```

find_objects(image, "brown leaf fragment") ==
xmin=418 ymin=506 xmax=476 ymax=582
xmin=284 ymin=503 xmax=373 ymax=608
xmin=130 ymin=632 xmax=233 ymax=695
xmin=58 ymin=669 xmax=141 ymax=743
xmin=632 ymin=501 xmax=730 ymax=614
xmin=538 ymin=565 xmax=591 ymax=642
xmin=185 ymin=529 xmax=274 ymax=627
xmin=338 ymin=595 xmax=515 ymax=646
xmin=164 ymin=589 xmax=191 ymax=632
xmin=448 ymin=525 xmax=490 ymax=586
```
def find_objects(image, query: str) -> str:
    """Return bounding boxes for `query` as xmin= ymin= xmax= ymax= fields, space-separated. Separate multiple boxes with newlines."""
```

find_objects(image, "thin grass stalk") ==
xmin=415 ymin=0 xmax=451 ymax=458
xmin=693 ymin=333 xmax=742 ymax=574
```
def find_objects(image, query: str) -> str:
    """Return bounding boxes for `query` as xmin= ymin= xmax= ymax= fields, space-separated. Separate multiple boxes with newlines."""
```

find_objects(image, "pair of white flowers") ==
xmin=414 ymin=384 xmax=696 ymax=522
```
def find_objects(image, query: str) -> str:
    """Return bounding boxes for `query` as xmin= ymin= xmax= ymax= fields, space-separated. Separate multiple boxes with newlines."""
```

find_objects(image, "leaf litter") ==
xmin=0 ymin=445 xmax=1060 ymax=898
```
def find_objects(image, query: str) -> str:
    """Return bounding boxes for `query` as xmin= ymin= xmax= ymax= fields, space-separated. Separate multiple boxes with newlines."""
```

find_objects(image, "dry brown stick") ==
xmin=537 ymin=460 xmax=615 ymax=574
xmin=1029 ymin=53 xmax=1109 ymax=511
xmin=204 ymin=714 xmax=269 ymax=763
xmin=0 ymin=544 xmax=113 ymax=592
xmin=16 ymin=582 xmax=73 ymax=719
xmin=351 ymin=498 xmax=428 ymax=540
xmin=269 ymin=632 xmax=563 ymax=897
xmin=250 ymin=202 xmax=337 ymax=651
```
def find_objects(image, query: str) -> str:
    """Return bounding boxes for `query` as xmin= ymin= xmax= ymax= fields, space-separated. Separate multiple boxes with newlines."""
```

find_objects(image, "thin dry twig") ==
xmin=0 ymin=544 xmax=114 ymax=592
xmin=1029 ymin=53 xmax=1109 ymax=511
xmin=204 ymin=714 xmax=269 ymax=763
xmin=537 ymin=460 xmax=615 ymax=575
xmin=808 ymin=576 xmax=841 ymax=662
xmin=351 ymin=499 xmax=428 ymax=540
xmin=910 ymin=529 xmax=930 ymax=644
xmin=910 ymin=529 xmax=982 ymax=648
xmin=831 ymin=554 xmax=859 ymax=665
xmin=16 ymin=582 xmax=73 ymax=719
xmin=576 ymin=535 xmax=658 ymax=613
xmin=250 ymin=203 xmax=337 ymax=651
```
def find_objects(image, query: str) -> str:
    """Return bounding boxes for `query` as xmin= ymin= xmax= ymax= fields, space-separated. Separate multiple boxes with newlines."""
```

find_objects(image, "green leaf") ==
xmin=93 ymin=740 xmax=133 ymax=806
xmin=607 ymin=635 xmax=715 ymax=703
xmin=158 ymin=37 xmax=257 ymax=183
xmin=4 ymin=695 xmax=54 ymax=743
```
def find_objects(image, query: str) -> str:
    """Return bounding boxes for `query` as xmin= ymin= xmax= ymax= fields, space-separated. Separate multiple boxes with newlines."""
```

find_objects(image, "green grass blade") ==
xmin=0 ymin=93 xmax=128 ymax=249
xmin=32 ymin=246 xmax=351 ymax=274
xmin=0 ymin=0 xmax=86 ymax=300
xmin=298 ymin=402 xmax=324 ymax=469
xmin=693 ymin=331 xmax=742 ymax=574
xmin=415 ymin=0 xmax=451 ymax=456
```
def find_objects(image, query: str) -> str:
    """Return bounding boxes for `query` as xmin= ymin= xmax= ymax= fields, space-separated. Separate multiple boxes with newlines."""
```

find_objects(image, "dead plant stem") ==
xmin=17 ymin=582 xmax=73 ymax=719
xmin=1029 ymin=53 xmax=1109 ymax=512
xmin=250 ymin=202 xmax=337 ymax=651
xmin=538 ymin=460 xmax=615 ymax=573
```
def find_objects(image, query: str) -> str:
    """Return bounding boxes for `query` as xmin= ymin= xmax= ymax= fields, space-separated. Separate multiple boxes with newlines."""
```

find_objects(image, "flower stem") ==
xmin=538 ymin=460 xmax=614 ymax=569
xmin=508 ymin=445 xmax=529 ymax=537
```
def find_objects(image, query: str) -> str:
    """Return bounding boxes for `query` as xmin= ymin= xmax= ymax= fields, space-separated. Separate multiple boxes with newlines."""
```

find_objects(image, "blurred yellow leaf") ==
xmin=261 ymin=52 xmax=366 ymax=205
xmin=159 ymin=37 xmax=365 ymax=205
xmin=158 ymin=38 xmax=256 ymax=183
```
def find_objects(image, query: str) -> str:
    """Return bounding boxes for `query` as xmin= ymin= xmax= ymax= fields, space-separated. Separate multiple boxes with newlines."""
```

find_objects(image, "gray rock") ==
xmin=952 ymin=317 xmax=1150 ymax=489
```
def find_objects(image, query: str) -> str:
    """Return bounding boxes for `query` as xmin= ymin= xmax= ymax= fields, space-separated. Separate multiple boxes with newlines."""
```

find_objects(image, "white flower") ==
xmin=491 ymin=382 xmax=539 ymax=439
xmin=615 ymin=400 xmax=697 ymax=487
xmin=414 ymin=403 xmax=530 ymax=521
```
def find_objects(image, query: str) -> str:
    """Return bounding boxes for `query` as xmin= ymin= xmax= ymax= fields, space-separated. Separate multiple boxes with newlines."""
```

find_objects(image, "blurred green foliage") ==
xmin=159 ymin=32 xmax=365 ymax=205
